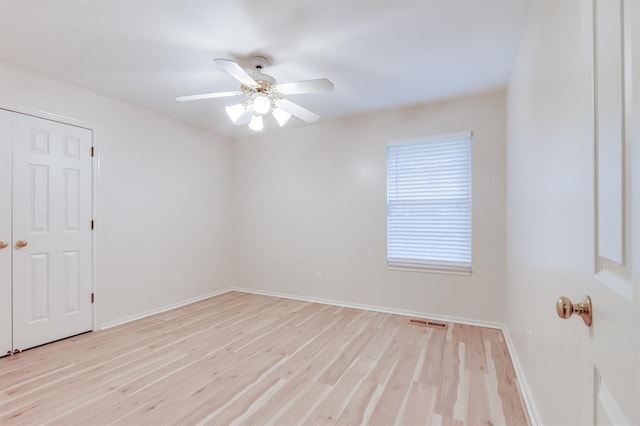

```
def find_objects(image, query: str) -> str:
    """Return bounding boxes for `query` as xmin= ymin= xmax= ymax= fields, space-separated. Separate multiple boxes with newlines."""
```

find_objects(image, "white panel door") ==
xmin=11 ymin=113 xmax=93 ymax=351
xmin=0 ymin=110 xmax=12 ymax=357
xmin=586 ymin=0 xmax=640 ymax=423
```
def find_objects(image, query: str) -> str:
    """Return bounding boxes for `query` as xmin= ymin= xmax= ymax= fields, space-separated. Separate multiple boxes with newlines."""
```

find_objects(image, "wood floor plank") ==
xmin=419 ymin=327 xmax=446 ymax=385
xmin=364 ymin=324 xmax=404 ymax=385
xmin=241 ymin=314 xmax=378 ymax=424
xmin=200 ymin=376 xmax=285 ymax=425
xmin=306 ymin=356 xmax=373 ymax=424
xmin=273 ymin=381 xmax=331 ymax=425
xmin=400 ymin=381 xmax=438 ymax=425
xmin=119 ymin=350 xmax=286 ymax=424
xmin=333 ymin=379 xmax=378 ymax=425
xmin=368 ymin=343 xmax=422 ymax=425
xmin=483 ymin=338 xmax=508 ymax=425
xmin=490 ymin=338 xmax=530 ymax=425
xmin=1 ymin=346 xmax=189 ymax=424
xmin=317 ymin=327 xmax=376 ymax=385
xmin=433 ymin=339 xmax=462 ymax=423
xmin=0 ymin=292 xmax=531 ymax=425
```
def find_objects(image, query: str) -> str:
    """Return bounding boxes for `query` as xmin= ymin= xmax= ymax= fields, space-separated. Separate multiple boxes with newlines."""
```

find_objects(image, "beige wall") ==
xmin=233 ymin=90 xmax=507 ymax=323
xmin=505 ymin=1 xmax=594 ymax=423
xmin=0 ymin=62 xmax=235 ymax=326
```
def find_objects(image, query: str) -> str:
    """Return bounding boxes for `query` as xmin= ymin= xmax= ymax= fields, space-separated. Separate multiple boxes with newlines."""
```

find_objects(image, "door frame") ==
xmin=0 ymin=102 xmax=100 ymax=332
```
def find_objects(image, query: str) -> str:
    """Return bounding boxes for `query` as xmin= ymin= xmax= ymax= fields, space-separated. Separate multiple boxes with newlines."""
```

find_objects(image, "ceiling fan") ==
xmin=176 ymin=56 xmax=334 ymax=131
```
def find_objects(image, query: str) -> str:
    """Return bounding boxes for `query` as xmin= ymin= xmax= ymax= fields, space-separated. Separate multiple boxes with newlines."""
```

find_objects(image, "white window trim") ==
xmin=387 ymin=131 xmax=473 ymax=147
xmin=386 ymin=131 xmax=473 ymax=274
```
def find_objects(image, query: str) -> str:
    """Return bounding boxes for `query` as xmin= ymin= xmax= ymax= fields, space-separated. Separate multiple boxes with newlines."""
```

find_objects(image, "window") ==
xmin=386 ymin=132 xmax=472 ymax=273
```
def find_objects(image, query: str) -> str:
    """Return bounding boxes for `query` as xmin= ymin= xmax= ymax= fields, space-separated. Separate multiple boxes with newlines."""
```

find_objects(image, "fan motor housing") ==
xmin=241 ymin=76 xmax=276 ymax=95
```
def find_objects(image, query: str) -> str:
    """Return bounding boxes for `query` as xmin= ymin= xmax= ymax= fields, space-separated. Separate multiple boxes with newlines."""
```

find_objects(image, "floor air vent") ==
xmin=408 ymin=319 xmax=448 ymax=329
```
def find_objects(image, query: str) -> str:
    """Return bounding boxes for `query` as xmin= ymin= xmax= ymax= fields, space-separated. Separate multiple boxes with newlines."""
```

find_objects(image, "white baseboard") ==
xmin=98 ymin=288 xmax=233 ymax=330
xmin=228 ymin=286 xmax=503 ymax=329
xmin=501 ymin=327 xmax=541 ymax=426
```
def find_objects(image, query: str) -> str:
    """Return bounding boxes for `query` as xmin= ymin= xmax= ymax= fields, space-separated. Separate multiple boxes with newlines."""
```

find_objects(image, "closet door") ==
xmin=11 ymin=113 xmax=93 ymax=351
xmin=0 ymin=110 xmax=12 ymax=356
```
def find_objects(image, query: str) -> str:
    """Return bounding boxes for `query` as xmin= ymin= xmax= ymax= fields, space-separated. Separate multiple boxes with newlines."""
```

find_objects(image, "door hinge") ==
xmin=91 ymin=220 xmax=94 ymax=230
xmin=91 ymin=146 xmax=95 ymax=157
xmin=91 ymin=293 xmax=95 ymax=304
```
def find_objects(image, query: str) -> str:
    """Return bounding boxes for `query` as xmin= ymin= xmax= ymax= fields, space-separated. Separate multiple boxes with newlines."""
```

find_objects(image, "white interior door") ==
xmin=0 ymin=110 xmax=12 ymax=356
xmin=11 ymin=112 xmax=93 ymax=351
xmin=587 ymin=0 xmax=640 ymax=423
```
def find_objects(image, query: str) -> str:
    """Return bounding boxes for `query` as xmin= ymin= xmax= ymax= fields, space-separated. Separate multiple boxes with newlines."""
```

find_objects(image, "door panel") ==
xmin=595 ymin=0 xmax=624 ymax=263
xmin=12 ymin=113 xmax=92 ymax=351
xmin=589 ymin=0 xmax=640 ymax=423
xmin=30 ymin=164 xmax=50 ymax=232
xmin=28 ymin=253 xmax=50 ymax=321
xmin=63 ymin=169 xmax=81 ymax=231
xmin=0 ymin=110 xmax=12 ymax=357
xmin=63 ymin=250 xmax=81 ymax=314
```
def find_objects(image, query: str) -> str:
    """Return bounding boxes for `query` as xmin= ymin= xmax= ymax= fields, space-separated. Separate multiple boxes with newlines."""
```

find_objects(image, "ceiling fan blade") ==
xmin=175 ymin=91 xmax=242 ymax=102
xmin=275 ymin=78 xmax=334 ymax=95
xmin=275 ymin=98 xmax=320 ymax=123
xmin=214 ymin=58 xmax=259 ymax=88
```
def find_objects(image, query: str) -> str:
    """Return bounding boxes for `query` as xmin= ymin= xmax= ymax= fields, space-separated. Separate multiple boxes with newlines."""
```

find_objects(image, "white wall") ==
xmin=0 ymin=61 xmax=508 ymax=328
xmin=505 ymin=1 xmax=594 ymax=423
xmin=233 ymin=90 xmax=507 ymax=323
xmin=0 ymin=62 xmax=234 ymax=326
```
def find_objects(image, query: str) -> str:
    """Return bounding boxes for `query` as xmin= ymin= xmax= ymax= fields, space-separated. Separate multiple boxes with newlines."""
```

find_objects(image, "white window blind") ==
xmin=387 ymin=132 xmax=472 ymax=272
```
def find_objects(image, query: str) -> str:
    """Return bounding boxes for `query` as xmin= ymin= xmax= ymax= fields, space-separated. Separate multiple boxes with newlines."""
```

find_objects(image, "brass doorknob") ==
xmin=15 ymin=240 xmax=28 ymax=249
xmin=556 ymin=295 xmax=592 ymax=326
xmin=0 ymin=241 xmax=7 ymax=249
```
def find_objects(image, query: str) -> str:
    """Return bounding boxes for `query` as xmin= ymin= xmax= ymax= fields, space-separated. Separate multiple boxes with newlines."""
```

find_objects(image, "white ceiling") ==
xmin=0 ymin=0 xmax=530 ymax=137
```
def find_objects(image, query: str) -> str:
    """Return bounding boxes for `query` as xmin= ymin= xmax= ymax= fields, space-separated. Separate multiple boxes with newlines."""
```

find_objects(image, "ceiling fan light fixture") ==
xmin=225 ymin=103 xmax=246 ymax=123
xmin=272 ymin=107 xmax=292 ymax=127
xmin=252 ymin=94 xmax=271 ymax=115
xmin=177 ymin=57 xmax=334 ymax=131
xmin=248 ymin=114 xmax=264 ymax=131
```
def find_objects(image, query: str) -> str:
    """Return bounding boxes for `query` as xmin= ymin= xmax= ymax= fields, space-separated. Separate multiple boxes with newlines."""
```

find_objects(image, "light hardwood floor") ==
xmin=0 ymin=292 xmax=530 ymax=425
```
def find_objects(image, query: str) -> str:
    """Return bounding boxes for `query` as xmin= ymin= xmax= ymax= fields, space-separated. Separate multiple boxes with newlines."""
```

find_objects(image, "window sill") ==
xmin=387 ymin=265 xmax=472 ymax=276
